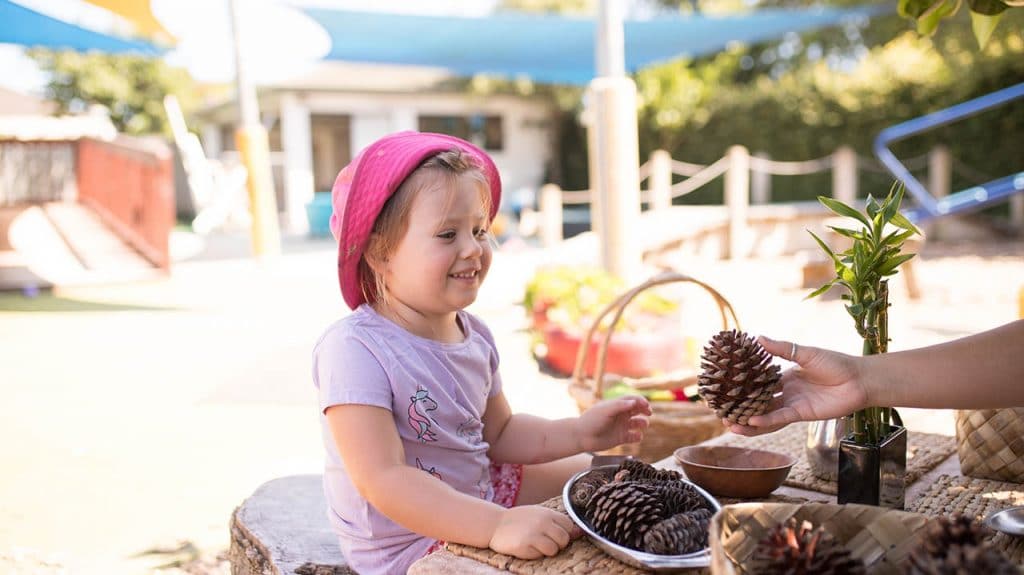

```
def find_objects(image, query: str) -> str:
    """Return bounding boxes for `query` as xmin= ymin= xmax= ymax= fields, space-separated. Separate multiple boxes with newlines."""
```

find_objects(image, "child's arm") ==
xmin=482 ymin=391 xmax=651 ymax=465
xmin=326 ymin=404 xmax=576 ymax=558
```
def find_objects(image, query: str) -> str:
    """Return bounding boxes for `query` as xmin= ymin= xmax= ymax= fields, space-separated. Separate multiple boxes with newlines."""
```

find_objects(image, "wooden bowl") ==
xmin=674 ymin=445 xmax=795 ymax=498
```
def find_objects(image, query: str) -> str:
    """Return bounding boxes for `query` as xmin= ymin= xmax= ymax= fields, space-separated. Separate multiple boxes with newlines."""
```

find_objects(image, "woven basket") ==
xmin=568 ymin=271 xmax=736 ymax=462
xmin=709 ymin=502 xmax=936 ymax=575
xmin=955 ymin=408 xmax=1024 ymax=482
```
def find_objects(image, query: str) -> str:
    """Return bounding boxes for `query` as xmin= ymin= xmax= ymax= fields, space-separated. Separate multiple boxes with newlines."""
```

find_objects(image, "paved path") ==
xmin=0 ymin=230 xmax=1020 ymax=574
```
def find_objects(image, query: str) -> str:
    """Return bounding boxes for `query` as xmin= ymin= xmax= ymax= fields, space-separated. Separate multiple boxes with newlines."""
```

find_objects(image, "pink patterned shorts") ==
xmin=424 ymin=462 xmax=523 ymax=555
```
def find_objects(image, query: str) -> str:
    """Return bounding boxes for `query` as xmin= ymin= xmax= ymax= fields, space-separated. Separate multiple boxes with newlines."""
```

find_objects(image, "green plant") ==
xmin=523 ymin=266 xmax=677 ymax=332
xmin=899 ymin=0 xmax=1021 ymax=47
xmin=806 ymin=183 xmax=922 ymax=445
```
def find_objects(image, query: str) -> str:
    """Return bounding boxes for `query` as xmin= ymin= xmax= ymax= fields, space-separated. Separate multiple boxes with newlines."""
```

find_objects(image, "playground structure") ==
xmin=0 ymin=136 xmax=174 ymax=290
xmin=875 ymin=82 xmax=1024 ymax=225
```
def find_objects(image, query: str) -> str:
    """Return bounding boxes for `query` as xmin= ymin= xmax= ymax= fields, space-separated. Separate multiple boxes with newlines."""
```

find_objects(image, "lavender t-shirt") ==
xmin=312 ymin=305 xmax=502 ymax=575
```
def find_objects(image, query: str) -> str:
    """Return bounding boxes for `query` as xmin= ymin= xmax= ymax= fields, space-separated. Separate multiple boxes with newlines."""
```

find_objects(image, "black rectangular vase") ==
xmin=837 ymin=424 xmax=907 ymax=509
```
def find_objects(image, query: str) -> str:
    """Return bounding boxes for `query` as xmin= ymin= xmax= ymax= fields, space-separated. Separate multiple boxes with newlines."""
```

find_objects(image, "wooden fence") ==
xmin=535 ymin=145 xmax=964 ymax=249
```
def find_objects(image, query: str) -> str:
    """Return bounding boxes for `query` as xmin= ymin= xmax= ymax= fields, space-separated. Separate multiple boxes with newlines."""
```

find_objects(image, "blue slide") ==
xmin=874 ymin=82 xmax=1024 ymax=224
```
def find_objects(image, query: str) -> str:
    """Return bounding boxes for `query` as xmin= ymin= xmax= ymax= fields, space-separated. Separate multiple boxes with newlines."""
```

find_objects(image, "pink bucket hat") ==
xmin=330 ymin=131 xmax=502 ymax=310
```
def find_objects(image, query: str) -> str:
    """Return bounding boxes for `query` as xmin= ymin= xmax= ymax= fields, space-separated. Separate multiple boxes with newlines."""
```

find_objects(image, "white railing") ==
xmin=533 ymin=144 xmax=970 ymax=249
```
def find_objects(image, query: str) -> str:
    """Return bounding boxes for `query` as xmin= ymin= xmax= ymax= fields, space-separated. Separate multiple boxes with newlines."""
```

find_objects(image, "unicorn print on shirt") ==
xmin=456 ymin=416 xmax=483 ymax=444
xmin=407 ymin=388 xmax=439 ymax=442
xmin=415 ymin=457 xmax=443 ymax=481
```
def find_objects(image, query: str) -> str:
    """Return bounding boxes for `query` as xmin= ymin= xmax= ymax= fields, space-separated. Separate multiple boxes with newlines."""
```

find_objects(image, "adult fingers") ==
xmin=726 ymin=420 xmax=788 ymax=436
xmin=746 ymin=405 xmax=802 ymax=429
xmin=758 ymin=335 xmax=805 ymax=364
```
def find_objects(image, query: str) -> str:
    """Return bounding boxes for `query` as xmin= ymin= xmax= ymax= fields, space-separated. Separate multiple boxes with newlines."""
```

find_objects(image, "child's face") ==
xmin=380 ymin=174 xmax=492 ymax=322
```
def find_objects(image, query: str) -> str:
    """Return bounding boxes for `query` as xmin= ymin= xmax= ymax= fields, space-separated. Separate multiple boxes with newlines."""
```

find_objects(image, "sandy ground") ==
xmin=0 ymin=230 xmax=1020 ymax=574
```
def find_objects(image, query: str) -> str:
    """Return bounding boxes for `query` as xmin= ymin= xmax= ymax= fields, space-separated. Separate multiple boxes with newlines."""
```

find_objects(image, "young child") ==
xmin=313 ymin=131 xmax=652 ymax=574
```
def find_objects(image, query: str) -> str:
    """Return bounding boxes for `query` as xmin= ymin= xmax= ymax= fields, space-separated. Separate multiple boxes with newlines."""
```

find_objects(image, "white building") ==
xmin=197 ymin=60 xmax=557 ymax=234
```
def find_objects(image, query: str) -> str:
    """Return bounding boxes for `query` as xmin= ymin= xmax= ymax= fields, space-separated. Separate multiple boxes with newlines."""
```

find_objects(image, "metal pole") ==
xmin=229 ymin=0 xmax=280 ymax=257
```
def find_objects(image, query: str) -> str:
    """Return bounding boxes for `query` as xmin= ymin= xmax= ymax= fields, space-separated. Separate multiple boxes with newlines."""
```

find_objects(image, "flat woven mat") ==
xmin=445 ymin=492 xmax=808 ymax=574
xmin=707 ymin=422 xmax=957 ymax=495
xmin=908 ymin=474 xmax=1024 ymax=564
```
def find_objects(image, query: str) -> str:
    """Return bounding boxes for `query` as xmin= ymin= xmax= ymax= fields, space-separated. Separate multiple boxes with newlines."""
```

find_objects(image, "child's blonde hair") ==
xmin=360 ymin=148 xmax=493 ymax=308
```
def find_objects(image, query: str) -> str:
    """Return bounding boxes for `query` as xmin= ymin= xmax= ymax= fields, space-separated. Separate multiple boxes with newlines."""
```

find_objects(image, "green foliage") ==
xmin=496 ymin=0 xmax=594 ymax=13
xmin=807 ymin=183 xmax=921 ymax=444
xmin=899 ymin=0 xmax=1020 ymax=46
xmin=27 ymin=49 xmax=198 ymax=136
xmin=636 ymin=15 xmax=1022 ymax=203
xmin=524 ymin=266 xmax=678 ymax=332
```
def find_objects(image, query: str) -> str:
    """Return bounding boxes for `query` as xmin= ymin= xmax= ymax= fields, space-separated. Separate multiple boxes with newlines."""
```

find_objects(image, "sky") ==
xmin=0 ymin=0 xmax=503 ymax=94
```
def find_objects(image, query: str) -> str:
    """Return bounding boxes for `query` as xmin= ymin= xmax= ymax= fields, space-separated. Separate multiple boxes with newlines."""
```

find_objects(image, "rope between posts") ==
xmin=670 ymin=156 xmax=730 ymax=199
xmin=670 ymin=159 xmax=709 ymax=177
xmin=748 ymin=154 xmax=833 ymax=175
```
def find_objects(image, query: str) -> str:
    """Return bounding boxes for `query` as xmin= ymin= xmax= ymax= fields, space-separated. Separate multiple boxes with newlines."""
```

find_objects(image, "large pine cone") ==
xmin=569 ymin=469 xmax=612 ymax=510
xmin=655 ymin=482 xmax=710 ymax=515
xmin=698 ymin=329 xmax=782 ymax=425
xmin=642 ymin=508 xmax=714 ymax=555
xmin=585 ymin=481 xmax=666 ymax=550
xmin=612 ymin=459 xmax=683 ymax=483
xmin=750 ymin=518 xmax=865 ymax=575
xmin=906 ymin=515 xmax=1019 ymax=575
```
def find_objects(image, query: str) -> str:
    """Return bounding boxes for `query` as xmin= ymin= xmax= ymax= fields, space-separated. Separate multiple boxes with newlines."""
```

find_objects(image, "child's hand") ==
xmin=577 ymin=396 xmax=652 ymax=452
xmin=488 ymin=505 xmax=580 ymax=559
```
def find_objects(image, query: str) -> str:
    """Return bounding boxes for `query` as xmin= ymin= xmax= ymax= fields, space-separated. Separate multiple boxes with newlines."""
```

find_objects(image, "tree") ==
xmin=27 ymin=49 xmax=199 ymax=136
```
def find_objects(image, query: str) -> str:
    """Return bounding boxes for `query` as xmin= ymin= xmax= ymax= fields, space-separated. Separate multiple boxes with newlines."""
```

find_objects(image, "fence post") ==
xmin=928 ymin=145 xmax=951 ymax=240
xmin=1011 ymin=191 xmax=1024 ymax=235
xmin=648 ymin=149 xmax=672 ymax=212
xmin=539 ymin=183 xmax=563 ymax=248
xmin=725 ymin=145 xmax=750 ymax=259
xmin=751 ymin=152 xmax=771 ymax=205
xmin=832 ymin=146 xmax=858 ymax=207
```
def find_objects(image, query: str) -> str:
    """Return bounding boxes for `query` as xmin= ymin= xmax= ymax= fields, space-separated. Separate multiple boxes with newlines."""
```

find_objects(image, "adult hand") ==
xmin=577 ymin=396 xmax=652 ymax=452
xmin=727 ymin=336 xmax=868 ymax=436
xmin=488 ymin=505 xmax=579 ymax=559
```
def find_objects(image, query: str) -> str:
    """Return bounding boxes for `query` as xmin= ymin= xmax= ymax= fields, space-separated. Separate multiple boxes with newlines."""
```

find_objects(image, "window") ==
xmin=418 ymin=114 xmax=503 ymax=151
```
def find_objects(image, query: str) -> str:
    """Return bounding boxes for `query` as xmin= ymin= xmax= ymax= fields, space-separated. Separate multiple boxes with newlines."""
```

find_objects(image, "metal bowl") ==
xmin=984 ymin=506 xmax=1024 ymax=537
xmin=562 ymin=465 xmax=721 ymax=572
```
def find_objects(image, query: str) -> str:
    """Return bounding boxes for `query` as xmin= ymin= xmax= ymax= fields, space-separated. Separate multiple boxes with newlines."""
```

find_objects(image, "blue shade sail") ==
xmin=0 ymin=0 xmax=162 ymax=55
xmin=303 ymin=5 xmax=886 ymax=85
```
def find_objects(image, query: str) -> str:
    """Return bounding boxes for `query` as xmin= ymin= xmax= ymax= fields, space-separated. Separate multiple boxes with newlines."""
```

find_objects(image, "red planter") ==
xmin=542 ymin=324 xmax=687 ymax=378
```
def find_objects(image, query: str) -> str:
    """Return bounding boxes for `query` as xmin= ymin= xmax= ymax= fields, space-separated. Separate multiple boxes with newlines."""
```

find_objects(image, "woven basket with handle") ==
xmin=709 ymin=502 xmax=937 ymax=575
xmin=568 ymin=271 xmax=736 ymax=463
xmin=955 ymin=408 xmax=1024 ymax=482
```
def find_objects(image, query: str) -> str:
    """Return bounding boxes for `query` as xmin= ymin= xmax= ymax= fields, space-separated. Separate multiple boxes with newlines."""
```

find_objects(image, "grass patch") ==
xmin=0 ymin=291 xmax=179 ymax=313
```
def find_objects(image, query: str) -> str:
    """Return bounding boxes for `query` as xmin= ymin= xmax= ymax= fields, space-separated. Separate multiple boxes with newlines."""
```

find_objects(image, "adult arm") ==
xmin=868 ymin=319 xmax=1024 ymax=409
xmin=732 ymin=320 xmax=1024 ymax=435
